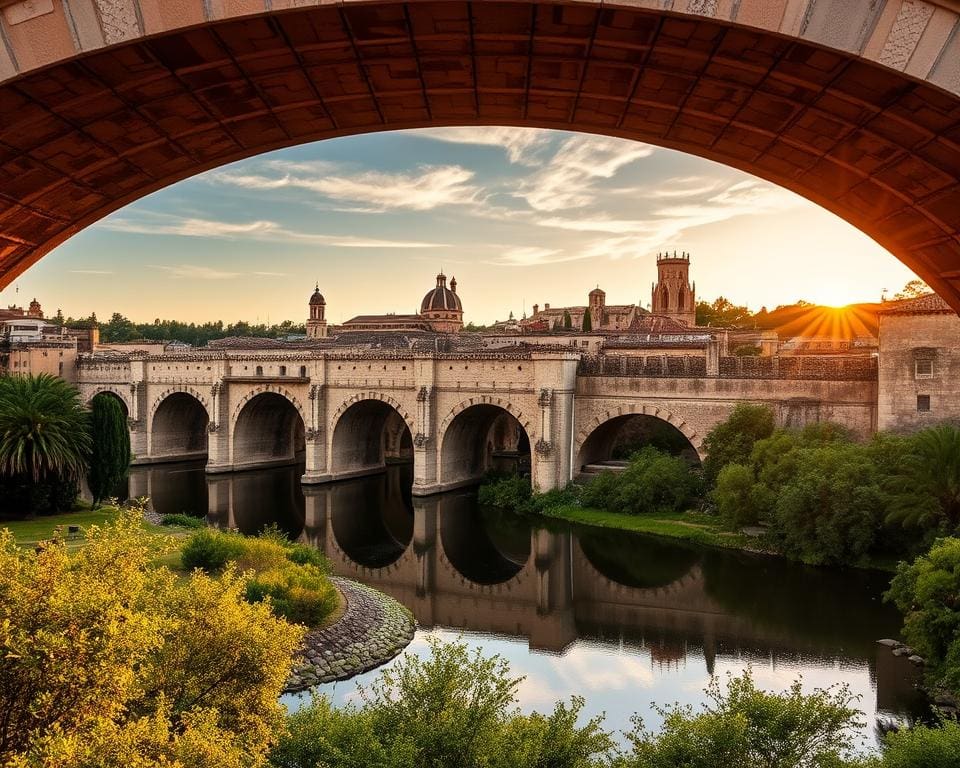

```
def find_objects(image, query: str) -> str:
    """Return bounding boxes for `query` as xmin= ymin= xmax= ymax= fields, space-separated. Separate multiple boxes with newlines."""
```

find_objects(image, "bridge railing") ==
xmin=578 ymin=355 xmax=878 ymax=381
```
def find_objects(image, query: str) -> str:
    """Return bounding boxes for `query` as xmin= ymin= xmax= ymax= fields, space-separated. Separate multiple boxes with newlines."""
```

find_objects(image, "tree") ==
xmin=893 ymin=279 xmax=930 ymax=301
xmin=886 ymin=537 xmax=960 ymax=692
xmin=563 ymin=310 xmax=572 ymax=330
xmin=620 ymin=672 xmax=864 ymax=768
xmin=0 ymin=375 xmax=91 ymax=515
xmin=881 ymin=720 xmax=960 ymax=768
xmin=0 ymin=511 xmax=303 ymax=766
xmin=100 ymin=313 xmax=140 ymax=343
xmin=581 ymin=310 xmax=592 ymax=332
xmin=695 ymin=297 xmax=753 ymax=328
xmin=87 ymin=393 xmax=131 ymax=507
xmin=702 ymin=403 xmax=775 ymax=482
xmin=886 ymin=424 xmax=960 ymax=537
xmin=714 ymin=463 xmax=762 ymax=529
xmin=271 ymin=637 xmax=614 ymax=768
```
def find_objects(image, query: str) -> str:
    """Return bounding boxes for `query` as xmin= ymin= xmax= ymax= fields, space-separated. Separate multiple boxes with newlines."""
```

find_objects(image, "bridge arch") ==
xmin=85 ymin=386 xmax=131 ymax=417
xmin=231 ymin=387 xmax=306 ymax=469
xmin=329 ymin=392 xmax=416 ymax=478
xmin=438 ymin=396 xmax=535 ymax=487
xmin=149 ymin=387 xmax=210 ymax=461
xmin=576 ymin=405 xmax=706 ymax=470
xmin=0 ymin=2 xmax=959 ymax=308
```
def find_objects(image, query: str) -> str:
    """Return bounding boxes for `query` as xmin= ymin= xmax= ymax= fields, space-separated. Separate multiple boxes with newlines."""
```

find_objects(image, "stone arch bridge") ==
xmin=77 ymin=348 xmax=878 ymax=493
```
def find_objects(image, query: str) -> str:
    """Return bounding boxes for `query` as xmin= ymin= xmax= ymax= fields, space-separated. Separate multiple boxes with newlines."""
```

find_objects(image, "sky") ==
xmin=0 ymin=127 xmax=920 ymax=326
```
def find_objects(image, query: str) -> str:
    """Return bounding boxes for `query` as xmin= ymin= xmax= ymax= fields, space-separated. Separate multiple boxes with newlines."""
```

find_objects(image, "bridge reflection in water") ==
xmin=126 ymin=461 xmax=925 ymax=738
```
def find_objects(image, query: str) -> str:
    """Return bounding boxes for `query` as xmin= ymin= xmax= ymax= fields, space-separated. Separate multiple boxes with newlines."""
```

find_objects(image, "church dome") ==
xmin=309 ymin=284 xmax=325 ymax=305
xmin=420 ymin=273 xmax=462 ymax=313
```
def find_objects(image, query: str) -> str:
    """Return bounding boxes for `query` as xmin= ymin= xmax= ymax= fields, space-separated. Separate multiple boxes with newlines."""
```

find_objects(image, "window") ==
xmin=918 ymin=394 xmax=931 ymax=413
xmin=299 ymin=365 xmax=307 ymax=377
xmin=255 ymin=365 xmax=263 ymax=376
xmin=279 ymin=365 xmax=287 ymax=376
xmin=916 ymin=359 xmax=934 ymax=379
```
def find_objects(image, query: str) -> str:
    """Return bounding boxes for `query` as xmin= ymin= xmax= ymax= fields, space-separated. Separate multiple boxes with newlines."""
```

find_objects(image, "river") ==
xmin=122 ymin=460 xmax=926 ymax=749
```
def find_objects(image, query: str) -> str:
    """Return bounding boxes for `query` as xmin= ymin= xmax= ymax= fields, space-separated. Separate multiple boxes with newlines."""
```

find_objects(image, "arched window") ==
xmin=299 ymin=365 xmax=307 ymax=378
xmin=255 ymin=365 xmax=263 ymax=376
xmin=279 ymin=365 xmax=287 ymax=376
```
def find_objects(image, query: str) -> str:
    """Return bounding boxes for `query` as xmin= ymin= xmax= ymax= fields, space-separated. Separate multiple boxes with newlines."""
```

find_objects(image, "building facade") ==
xmin=336 ymin=273 xmax=464 ymax=334
xmin=651 ymin=251 xmax=696 ymax=327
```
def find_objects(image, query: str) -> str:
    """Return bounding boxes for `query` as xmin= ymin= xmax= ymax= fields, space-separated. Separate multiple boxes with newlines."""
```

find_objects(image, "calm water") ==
xmin=124 ymin=461 xmax=926 ymax=749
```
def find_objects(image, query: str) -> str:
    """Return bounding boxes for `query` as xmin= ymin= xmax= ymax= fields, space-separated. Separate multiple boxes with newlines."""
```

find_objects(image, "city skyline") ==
xmin=0 ymin=127 xmax=919 ymax=326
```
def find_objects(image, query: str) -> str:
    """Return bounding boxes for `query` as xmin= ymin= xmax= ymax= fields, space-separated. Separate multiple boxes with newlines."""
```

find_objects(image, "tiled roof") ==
xmin=877 ymin=293 xmax=952 ymax=314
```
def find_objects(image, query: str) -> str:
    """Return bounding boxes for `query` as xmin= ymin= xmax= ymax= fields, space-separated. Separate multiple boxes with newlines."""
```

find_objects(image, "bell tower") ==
xmin=306 ymin=284 xmax=328 ymax=339
xmin=651 ymin=251 xmax=695 ymax=326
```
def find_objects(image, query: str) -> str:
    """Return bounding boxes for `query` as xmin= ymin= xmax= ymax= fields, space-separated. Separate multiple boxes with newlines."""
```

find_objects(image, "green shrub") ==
xmin=245 ymin=563 xmax=338 ymax=626
xmin=882 ymin=720 xmax=960 ymax=768
xmin=233 ymin=536 xmax=290 ymax=572
xmin=579 ymin=447 xmax=699 ymax=516
xmin=286 ymin=543 xmax=332 ymax=571
xmin=159 ymin=513 xmax=204 ymax=529
xmin=886 ymin=537 xmax=960 ymax=691
xmin=702 ymin=403 xmax=775 ymax=482
xmin=713 ymin=463 xmax=762 ymax=529
xmin=180 ymin=528 xmax=245 ymax=573
xmin=479 ymin=474 xmax=532 ymax=511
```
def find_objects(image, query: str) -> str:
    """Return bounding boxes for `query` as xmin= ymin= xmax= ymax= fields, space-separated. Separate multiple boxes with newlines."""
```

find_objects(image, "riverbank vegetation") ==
xmin=483 ymin=405 xmax=960 ymax=569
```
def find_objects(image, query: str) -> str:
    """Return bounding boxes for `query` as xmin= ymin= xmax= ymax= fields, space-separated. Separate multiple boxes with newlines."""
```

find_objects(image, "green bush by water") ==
xmin=159 ymin=513 xmax=205 ymax=529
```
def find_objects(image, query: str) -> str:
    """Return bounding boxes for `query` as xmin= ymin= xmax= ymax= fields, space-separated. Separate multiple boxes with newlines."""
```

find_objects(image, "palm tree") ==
xmin=887 ymin=424 xmax=960 ymax=534
xmin=0 ymin=374 xmax=92 ymax=482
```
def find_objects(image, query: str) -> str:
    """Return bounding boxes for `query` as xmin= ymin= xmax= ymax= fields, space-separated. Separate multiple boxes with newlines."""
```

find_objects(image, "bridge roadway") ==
xmin=78 ymin=347 xmax=878 ymax=493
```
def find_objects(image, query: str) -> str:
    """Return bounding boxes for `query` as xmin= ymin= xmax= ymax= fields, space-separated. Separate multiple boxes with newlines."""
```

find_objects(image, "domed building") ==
xmin=335 ymin=272 xmax=465 ymax=334
xmin=419 ymin=273 xmax=463 ymax=333
xmin=306 ymin=284 xmax=328 ymax=338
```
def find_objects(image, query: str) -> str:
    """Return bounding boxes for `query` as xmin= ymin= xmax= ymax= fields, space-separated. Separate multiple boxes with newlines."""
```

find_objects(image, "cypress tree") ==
xmin=88 ymin=393 xmax=131 ymax=507
xmin=582 ymin=310 xmax=593 ymax=332
xmin=563 ymin=310 xmax=572 ymax=330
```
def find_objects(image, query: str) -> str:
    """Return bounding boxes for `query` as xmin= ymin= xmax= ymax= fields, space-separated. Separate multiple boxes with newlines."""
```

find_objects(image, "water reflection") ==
xmin=125 ymin=461 xmax=927 ymax=743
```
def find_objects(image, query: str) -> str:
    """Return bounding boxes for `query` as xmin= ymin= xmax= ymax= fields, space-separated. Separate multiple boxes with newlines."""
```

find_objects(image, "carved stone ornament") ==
xmin=534 ymin=438 xmax=552 ymax=456
xmin=537 ymin=388 xmax=553 ymax=407
xmin=413 ymin=432 xmax=430 ymax=448
xmin=305 ymin=427 xmax=321 ymax=441
xmin=207 ymin=422 xmax=220 ymax=433
xmin=127 ymin=417 xmax=140 ymax=429
xmin=417 ymin=386 xmax=429 ymax=402
xmin=309 ymin=384 xmax=321 ymax=401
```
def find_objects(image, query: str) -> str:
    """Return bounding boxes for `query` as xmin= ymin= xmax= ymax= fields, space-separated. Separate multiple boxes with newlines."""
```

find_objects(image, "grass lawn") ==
xmin=539 ymin=504 xmax=757 ymax=551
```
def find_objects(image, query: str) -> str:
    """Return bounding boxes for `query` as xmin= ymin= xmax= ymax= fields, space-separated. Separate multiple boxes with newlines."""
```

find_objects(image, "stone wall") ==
xmin=878 ymin=311 xmax=960 ymax=431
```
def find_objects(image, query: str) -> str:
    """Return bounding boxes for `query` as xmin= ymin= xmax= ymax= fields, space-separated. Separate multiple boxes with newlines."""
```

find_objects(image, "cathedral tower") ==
xmin=651 ymin=251 xmax=695 ymax=327
xmin=306 ymin=284 xmax=328 ymax=338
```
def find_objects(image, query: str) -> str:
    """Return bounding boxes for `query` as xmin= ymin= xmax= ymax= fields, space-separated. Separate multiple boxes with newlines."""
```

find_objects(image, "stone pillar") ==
xmin=205 ymin=379 xmax=231 ymax=473
xmin=706 ymin=338 xmax=720 ymax=377
xmin=412 ymin=358 xmax=439 ymax=494
xmin=531 ymin=352 xmax=580 ymax=490
xmin=302 ymin=383 xmax=331 ymax=483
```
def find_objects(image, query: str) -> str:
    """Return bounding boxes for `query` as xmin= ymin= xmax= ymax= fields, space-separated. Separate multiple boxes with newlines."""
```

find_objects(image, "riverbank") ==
xmin=285 ymin=577 xmax=416 ymax=693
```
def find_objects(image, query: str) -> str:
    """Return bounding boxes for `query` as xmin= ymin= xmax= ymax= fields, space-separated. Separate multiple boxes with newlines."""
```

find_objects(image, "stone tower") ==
xmin=651 ymin=251 xmax=696 ymax=327
xmin=306 ymin=284 xmax=328 ymax=339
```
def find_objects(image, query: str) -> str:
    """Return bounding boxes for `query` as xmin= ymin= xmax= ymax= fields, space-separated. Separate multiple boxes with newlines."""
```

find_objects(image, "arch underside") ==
xmin=151 ymin=391 xmax=209 ymax=460
xmin=441 ymin=403 xmax=531 ymax=486
xmin=233 ymin=392 xmax=305 ymax=469
xmin=0 ymin=3 xmax=958 ymax=308
xmin=577 ymin=412 xmax=701 ymax=469
xmin=330 ymin=399 xmax=413 ymax=476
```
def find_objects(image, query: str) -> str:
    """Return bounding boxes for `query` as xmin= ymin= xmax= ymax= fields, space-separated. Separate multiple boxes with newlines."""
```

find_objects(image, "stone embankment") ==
xmin=878 ymin=638 xmax=960 ymax=718
xmin=285 ymin=577 xmax=416 ymax=693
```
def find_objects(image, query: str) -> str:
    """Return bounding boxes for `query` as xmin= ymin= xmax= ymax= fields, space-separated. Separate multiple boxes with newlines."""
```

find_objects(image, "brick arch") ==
xmin=148 ymin=385 xmax=212 ymax=423
xmin=1 ymin=2 xmax=960 ymax=311
xmin=329 ymin=391 xmax=416 ymax=438
xmin=230 ymin=384 xmax=306 ymax=428
xmin=85 ymin=386 xmax=132 ymax=415
xmin=437 ymin=395 xmax=537 ymax=452
xmin=575 ymin=404 xmax=706 ymax=463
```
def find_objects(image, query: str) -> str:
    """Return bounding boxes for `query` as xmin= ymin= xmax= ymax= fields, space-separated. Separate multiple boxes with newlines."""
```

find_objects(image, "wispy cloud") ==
xmin=211 ymin=163 xmax=480 ymax=212
xmin=487 ymin=245 xmax=596 ymax=267
xmin=515 ymin=135 xmax=656 ymax=212
xmin=410 ymin=126 xmax=553 ymax=165
xmin=69 ymin=269 xmax=114 ymax=275
xmin=149 ymin=264 xmax=241 ymax=280
xmin=99 ymin=212 xmax=447 ymax=249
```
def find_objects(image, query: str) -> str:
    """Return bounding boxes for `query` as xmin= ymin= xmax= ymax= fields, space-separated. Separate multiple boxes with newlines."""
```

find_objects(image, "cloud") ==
xmin=409 ymin=127 xmax=553 ymax=165
xmin=515 ymin=135 xmax=656 ymax=212
xmin=69 ymin=269 xmax=114 ymax=275
xmin=99 ymin=212 xmax=447 ymax=249
xmin=149 ymin=264 xmax=241 ymax=280
xmin=211 ymin=163 xmax=481 ymax=212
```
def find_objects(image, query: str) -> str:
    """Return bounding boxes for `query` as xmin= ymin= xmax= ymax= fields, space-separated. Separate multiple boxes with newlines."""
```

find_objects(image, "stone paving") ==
xmin=284 ymin=576 xmax=416 ymax=693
